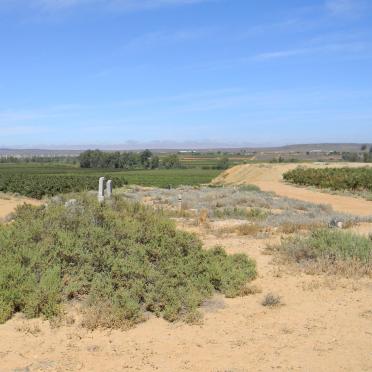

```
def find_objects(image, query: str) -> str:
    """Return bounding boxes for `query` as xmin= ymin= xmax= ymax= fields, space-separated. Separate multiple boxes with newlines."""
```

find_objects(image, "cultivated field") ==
xmin=0 ymin=164 xmax=371 ymax=371
xmin=0 ymin=164 xmax=221 ymax=198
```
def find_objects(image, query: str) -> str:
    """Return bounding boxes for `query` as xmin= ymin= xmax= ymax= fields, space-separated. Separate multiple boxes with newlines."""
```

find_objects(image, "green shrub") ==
xmin=238 ymin=184 xmax=261 ymax=192
xmin=271 ymin=229 xmax=372 ymax=276
xmin=214 ymin=207 xmax=268 ymax=220
xmin=0 ymin=195 xmax=256 ymax=327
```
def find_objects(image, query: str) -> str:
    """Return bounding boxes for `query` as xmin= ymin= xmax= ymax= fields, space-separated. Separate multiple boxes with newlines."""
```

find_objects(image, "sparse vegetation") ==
xmin=0 ymin=195 xmax=256 ymax=327
xmin=270 ymin=229 xmax=372 ymax=276
xmin=123 ymin=186 xmax=369 ymax=234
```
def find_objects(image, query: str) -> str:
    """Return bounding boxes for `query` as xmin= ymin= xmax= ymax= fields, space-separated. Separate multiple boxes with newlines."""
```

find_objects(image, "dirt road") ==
xmin=213 ymin=162 xmax=372 ymax=216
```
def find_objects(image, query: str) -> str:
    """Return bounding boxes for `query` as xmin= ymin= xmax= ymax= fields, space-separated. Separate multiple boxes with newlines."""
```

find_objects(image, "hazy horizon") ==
xmin=0 ymin=141 xmax=369 ymax=151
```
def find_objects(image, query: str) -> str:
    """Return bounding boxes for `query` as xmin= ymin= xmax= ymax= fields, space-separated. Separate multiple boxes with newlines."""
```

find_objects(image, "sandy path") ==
xmin=0 ymin=230 xmax=371 ymax=372
xmin=213 ymin=162 xmax=372 ymax=216
xmin=0 ymin=195 xmax=43 ymax=220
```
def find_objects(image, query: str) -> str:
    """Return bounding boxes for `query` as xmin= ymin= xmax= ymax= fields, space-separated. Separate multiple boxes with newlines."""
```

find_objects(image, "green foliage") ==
xmin=0 ymin=173 xmax=127 ymax=199
xmin=342 ymin=150 xmax=372 ymax=162
xmin=79 ymin=149 xmax=158 ymax=169
xmin=214 ymin=207 xmax=269 ymax=220
xmin=215 ymin=156 xmax=230 ymax=170
xmin=272 ymin=229 xmax=372 ymax=275
xmin=0 ymin=196 xmax=256 ymax=327
xmin=238 ymin=184 xmax=261 ymax=192
xmin=0 ymin=165 xmax=221 ymax=199
xmin=0 ymin=156 xmax=78 ymax=164
xmin=283 ymin=167 xmax=372 ymax=192
xmin=162 ymin=154 xmax=182 ymax=169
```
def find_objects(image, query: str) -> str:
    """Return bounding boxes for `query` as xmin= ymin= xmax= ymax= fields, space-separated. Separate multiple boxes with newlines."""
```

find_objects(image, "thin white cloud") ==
xmin=254 ymin=41 xmax=369 ymax=61
xmin=325 ymin=0 xmax=368 ymax=17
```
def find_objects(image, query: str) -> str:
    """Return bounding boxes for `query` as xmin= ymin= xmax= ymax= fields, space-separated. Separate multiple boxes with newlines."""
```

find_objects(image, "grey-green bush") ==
xmin=0 ymin=195 xmax=256 ymax=327
xmin=270 ymin=229 xmax=372 ymax=276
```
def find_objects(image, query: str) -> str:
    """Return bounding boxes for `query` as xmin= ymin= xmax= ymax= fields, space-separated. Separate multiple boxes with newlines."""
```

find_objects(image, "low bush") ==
xmin=238 ymin=184 xmax=261 ymax=192
xmin=270 ymin=229 xmax=372 ymax=276
xmin=0 ymin=195 xmax=256 ymax=327
xmin=261 ymin=293 xmax=281 ymax=307
xmin=213 ymin=207 xmax=269 ymax=220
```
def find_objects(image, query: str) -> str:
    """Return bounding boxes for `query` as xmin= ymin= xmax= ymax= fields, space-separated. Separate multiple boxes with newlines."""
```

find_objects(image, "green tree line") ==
xmin=78 ymin=149 xmax=183 ymax=169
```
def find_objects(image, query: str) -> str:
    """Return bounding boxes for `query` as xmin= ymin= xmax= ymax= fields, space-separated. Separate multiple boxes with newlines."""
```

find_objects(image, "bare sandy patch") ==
xmin=0 ymin=195 xmax=43 ymax=220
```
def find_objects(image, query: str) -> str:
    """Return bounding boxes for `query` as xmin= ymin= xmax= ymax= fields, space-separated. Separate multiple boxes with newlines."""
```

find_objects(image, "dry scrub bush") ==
xmin=262 ymin=293 xmax=282 ymax=307
xmin=121 ymin=186 xmax=370 ymax=233
xmin=269 ymin=229 xmax=372 ymax=277
xmin=0 ymin=195 xmax=256 ymax=328
xmin=236 ymin=223 xmax=262 ymax=236
xmin=215 ymin=223 xmax=262 ymax=238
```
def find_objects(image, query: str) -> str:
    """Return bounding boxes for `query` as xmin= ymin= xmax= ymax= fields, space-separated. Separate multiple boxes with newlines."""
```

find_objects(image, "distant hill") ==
xmin=0 ymin=143 xmax=368 ymax=157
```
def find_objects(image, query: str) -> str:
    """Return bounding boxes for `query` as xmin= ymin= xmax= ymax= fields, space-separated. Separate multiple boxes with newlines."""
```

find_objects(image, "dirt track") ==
xmin=213 ymin=162 xmax=372 ymax=216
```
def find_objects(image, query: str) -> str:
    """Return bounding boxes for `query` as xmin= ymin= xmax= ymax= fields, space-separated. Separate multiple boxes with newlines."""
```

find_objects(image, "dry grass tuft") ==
xmin=239 ymin=284 xmax=262 ymax=296
xmin=236 ymin=223 xmax=262 ymax=236
xmin=198 ymin=208 xmax=209 ymax=225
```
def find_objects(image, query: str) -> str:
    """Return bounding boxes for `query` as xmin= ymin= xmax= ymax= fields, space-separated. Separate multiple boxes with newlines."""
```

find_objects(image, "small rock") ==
xmin=65 ymin=199 xmax=78 ymax=208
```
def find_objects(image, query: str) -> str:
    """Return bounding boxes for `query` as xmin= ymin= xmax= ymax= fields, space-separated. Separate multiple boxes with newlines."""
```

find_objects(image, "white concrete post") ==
xmin=98 ymin=177 xmax=105 ymax=203
xmin=106 ymin=180 xmax=113 ymax=198
xmin=178 ymin=194 xmax=182 ymax=212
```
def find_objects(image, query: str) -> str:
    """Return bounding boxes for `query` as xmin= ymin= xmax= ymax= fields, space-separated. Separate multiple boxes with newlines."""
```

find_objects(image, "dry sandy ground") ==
xmin=0 ymin=224 xmax=372 ymax=372
xmin=213 ymin=162 xmax=372 ymax=216
xmin=0 ymin=194 xmax=43 ymax=220
xmin=0 ymin=171 xmax=372 ymax=372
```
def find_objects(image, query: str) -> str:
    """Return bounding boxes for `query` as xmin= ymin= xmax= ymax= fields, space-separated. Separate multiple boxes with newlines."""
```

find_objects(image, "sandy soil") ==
xmin=0 ymin=195 xmax=43 ymax=220
xmin=0 ymin=224 xmax=371 ymax=372
xmin=0 ymin=173 xmax=372 ymax=372
xmin=213 ymin=162 xmax=372 ymax=216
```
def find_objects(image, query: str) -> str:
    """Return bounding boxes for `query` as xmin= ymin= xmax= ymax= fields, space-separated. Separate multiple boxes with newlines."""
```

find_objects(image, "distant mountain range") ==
xmin=0 ymin=143 xmax=368 ymax=157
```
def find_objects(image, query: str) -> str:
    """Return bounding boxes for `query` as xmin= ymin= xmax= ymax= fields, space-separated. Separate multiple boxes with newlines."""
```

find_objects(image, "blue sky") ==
xmin=0 ymin=0 xmax=371 ymax=148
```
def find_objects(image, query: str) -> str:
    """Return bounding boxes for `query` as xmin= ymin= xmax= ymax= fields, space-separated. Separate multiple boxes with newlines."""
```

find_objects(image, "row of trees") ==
xmin=78 ymin=149 xmax=183 ymax=169
xmin=342 ymin=145 xmax=372 ymax=163
xmin=0 ymin=156 xmax=77 ymax=164
xmin=342 ymin=152 xmax=372 ymax=163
